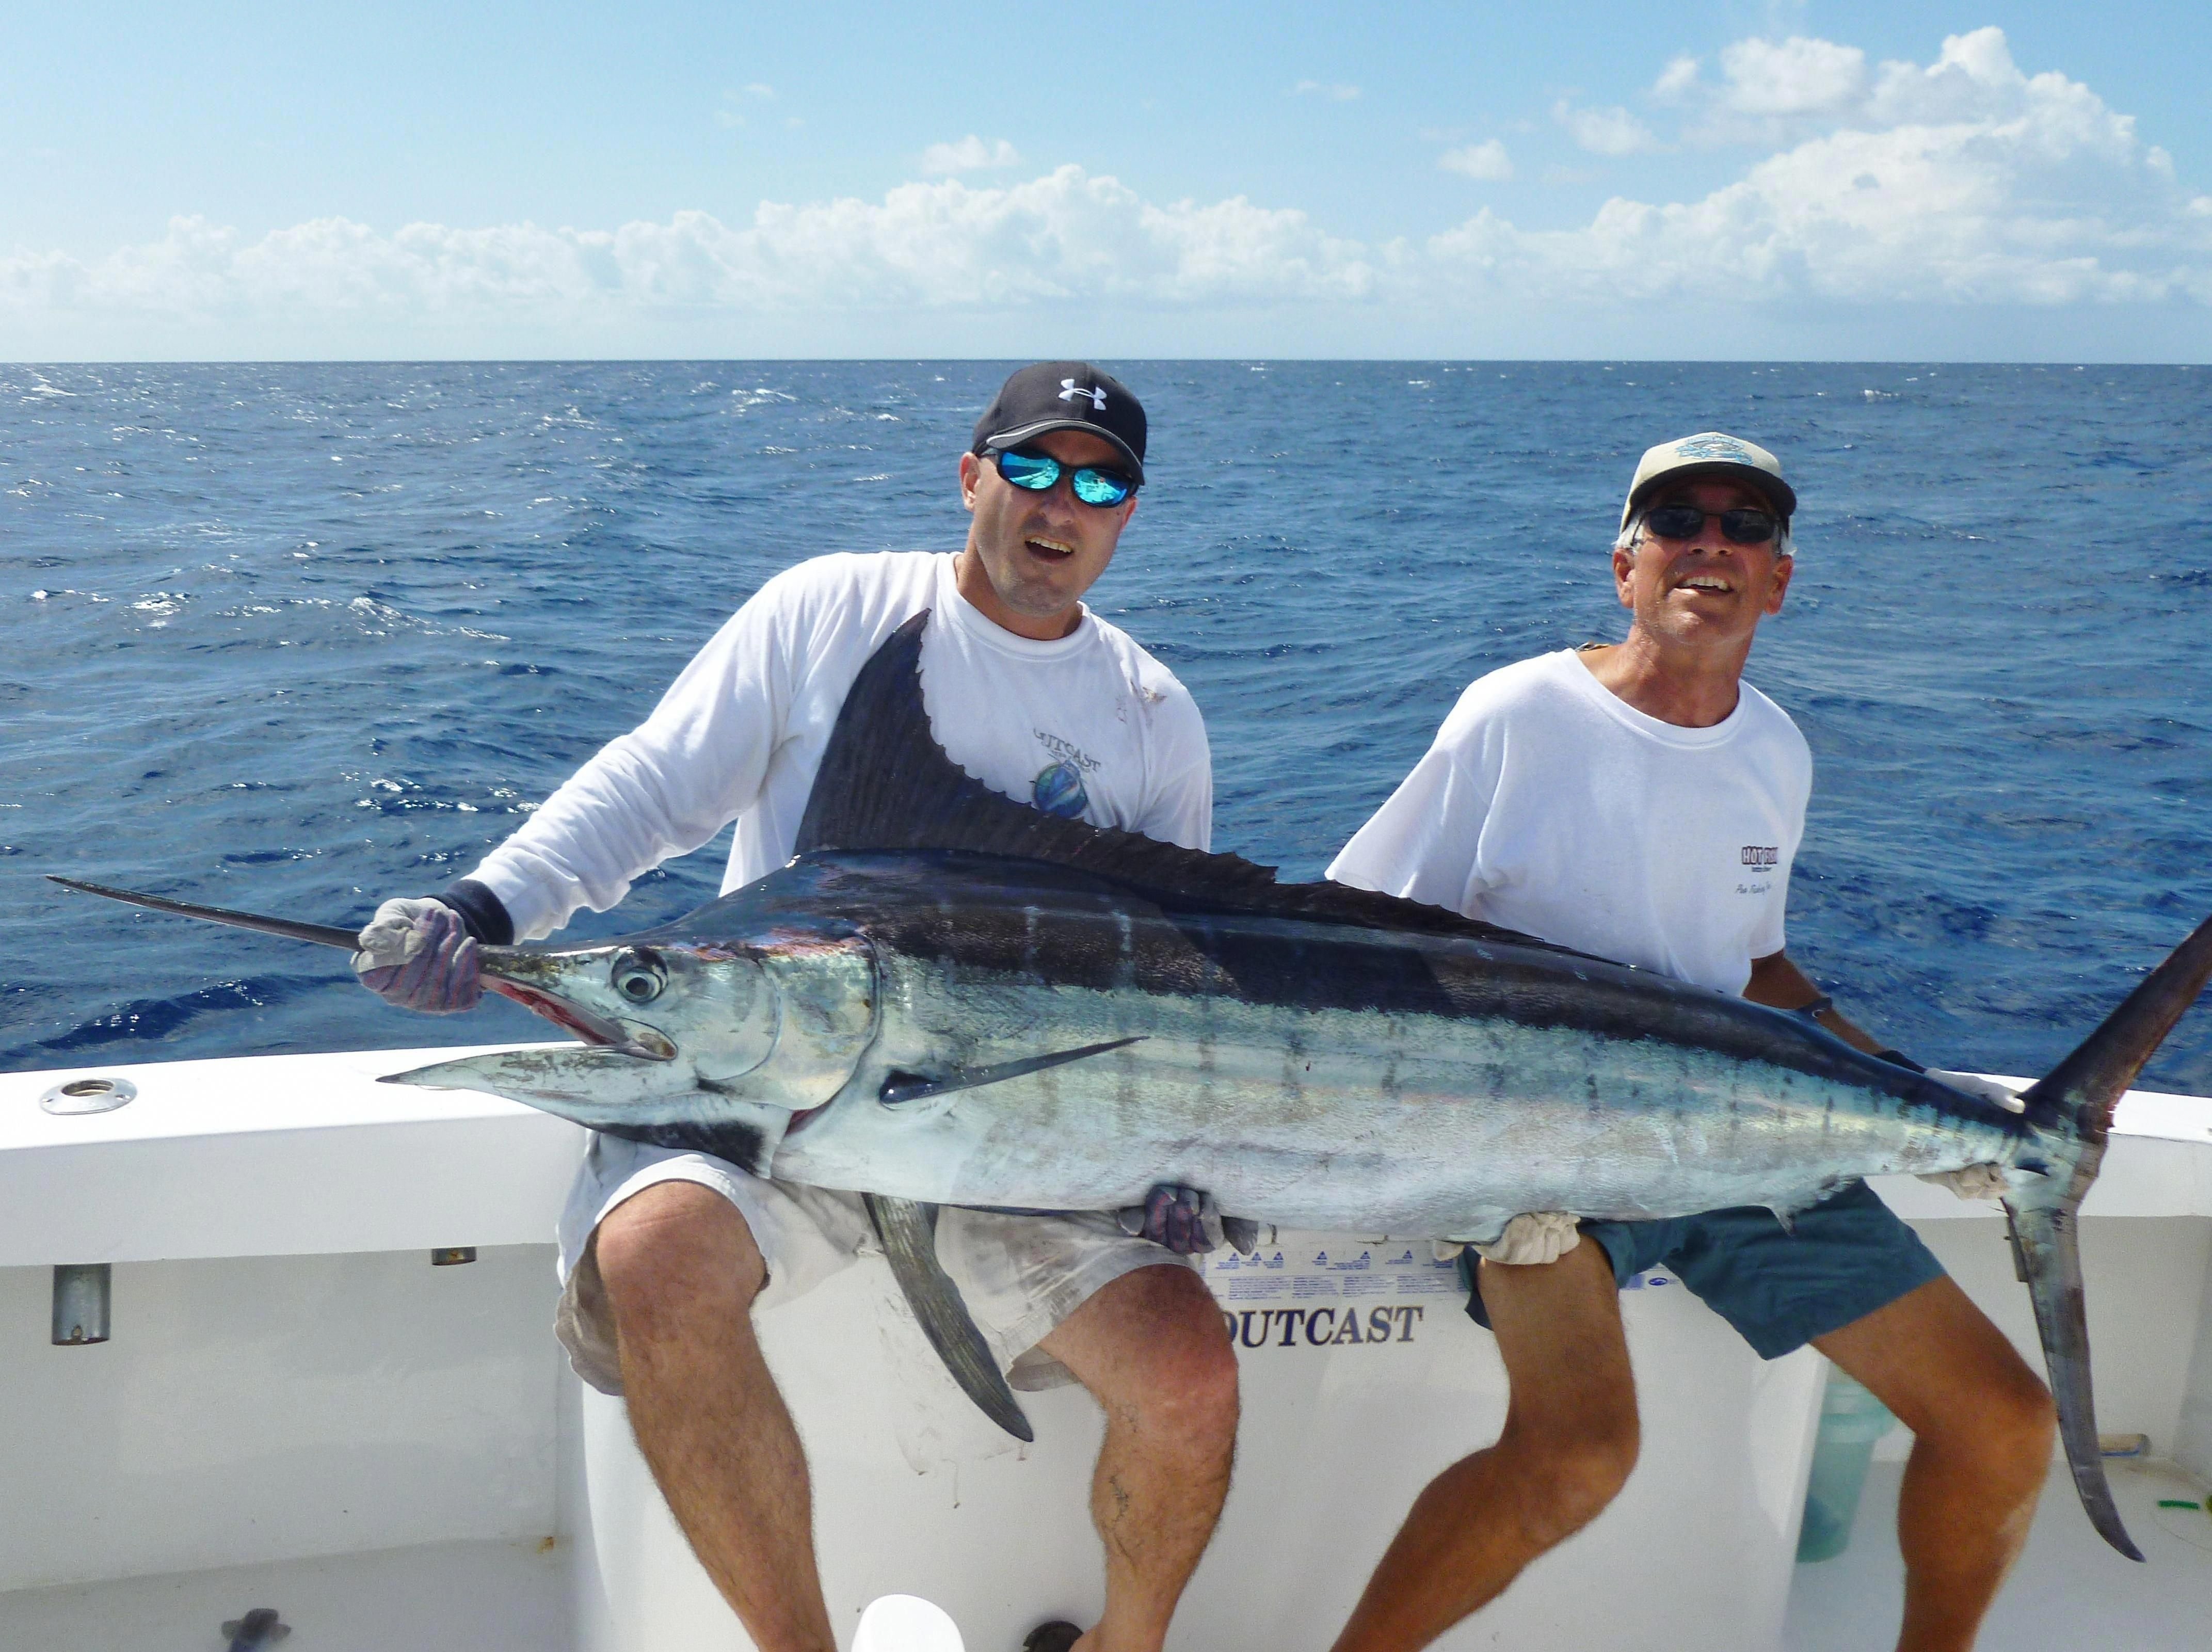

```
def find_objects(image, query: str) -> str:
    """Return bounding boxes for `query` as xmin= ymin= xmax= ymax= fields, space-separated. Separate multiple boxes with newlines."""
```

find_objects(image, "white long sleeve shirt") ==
xmin=470 ymin=551 xmax=1213 ymax=940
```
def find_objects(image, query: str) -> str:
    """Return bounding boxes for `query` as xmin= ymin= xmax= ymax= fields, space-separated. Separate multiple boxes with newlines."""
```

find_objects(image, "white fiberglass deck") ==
xmin=2 ymin=1047 xmax=2209 ymax=1650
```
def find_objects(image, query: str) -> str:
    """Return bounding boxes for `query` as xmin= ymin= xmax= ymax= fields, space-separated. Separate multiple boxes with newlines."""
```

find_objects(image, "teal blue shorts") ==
xmin=1462 ymin=1179 xmax=1946 ymax=1359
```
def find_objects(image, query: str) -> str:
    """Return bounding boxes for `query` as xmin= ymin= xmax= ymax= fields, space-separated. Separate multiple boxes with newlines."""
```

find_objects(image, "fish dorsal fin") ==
xmin=793 ymin=611 xmax=1600 ymax=957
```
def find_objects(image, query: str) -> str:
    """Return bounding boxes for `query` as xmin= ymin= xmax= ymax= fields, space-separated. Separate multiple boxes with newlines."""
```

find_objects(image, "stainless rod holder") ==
xmin=53 ymin=1263 xmax=111 ymax=1345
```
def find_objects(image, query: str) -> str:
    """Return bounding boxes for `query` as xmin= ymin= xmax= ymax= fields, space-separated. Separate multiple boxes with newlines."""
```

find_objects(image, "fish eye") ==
xmin=610 ymin=949 xmax=667 ymax=1005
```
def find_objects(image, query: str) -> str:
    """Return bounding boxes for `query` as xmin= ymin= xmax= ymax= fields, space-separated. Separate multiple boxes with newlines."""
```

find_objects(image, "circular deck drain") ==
xmin=40 ymin=1076 xmax=138 ymax=1115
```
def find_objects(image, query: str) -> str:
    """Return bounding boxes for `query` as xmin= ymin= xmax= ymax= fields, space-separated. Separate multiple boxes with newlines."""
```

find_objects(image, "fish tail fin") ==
xmin=2001 ymin=1196 xmax=2142 ymax=1561
xmin=1995 ymin=908 xmax=2212 ymax=1564
xmin=2016 ymin=911 xmax=2212 ymax=1166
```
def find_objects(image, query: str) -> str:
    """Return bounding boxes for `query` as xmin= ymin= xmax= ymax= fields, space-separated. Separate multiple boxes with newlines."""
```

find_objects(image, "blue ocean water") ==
xmin=4 ymin=361 xmax=2210 ymax=1092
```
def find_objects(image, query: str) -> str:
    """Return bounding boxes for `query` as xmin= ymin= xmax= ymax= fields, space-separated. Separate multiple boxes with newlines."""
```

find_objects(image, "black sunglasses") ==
xmin=1641 ymin=505 xmax=1782 ymax=546
xmin=990 ymin=446 xmax=1137 ymax=508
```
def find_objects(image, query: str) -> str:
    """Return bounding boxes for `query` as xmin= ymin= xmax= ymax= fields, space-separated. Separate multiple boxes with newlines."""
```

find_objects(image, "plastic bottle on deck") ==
xmin=1797 ymin=1368 xmax=1898 ymax=1562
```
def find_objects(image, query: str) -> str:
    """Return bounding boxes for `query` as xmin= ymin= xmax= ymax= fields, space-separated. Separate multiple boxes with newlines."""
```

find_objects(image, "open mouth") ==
xmin=482 ymin=976 xmax=676 ymax=1061
xmin=1024 ymin=535 xmax=1076 ymax=561
xmin=1676 ymin=575 xmax=1734 ymax=595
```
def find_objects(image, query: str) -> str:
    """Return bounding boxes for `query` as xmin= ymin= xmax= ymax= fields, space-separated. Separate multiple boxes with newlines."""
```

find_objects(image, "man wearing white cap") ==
xmin=1322 ymin=434 xmax=2055 ymax=1652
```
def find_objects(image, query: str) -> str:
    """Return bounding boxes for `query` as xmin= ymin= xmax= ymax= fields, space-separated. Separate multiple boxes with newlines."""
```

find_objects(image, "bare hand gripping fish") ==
xmin=54 ymin=613 xmax=2212 ymax=1560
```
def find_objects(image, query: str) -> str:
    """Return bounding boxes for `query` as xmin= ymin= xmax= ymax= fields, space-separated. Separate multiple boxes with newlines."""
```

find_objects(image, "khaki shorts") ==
xmin=553 ymin=1133 xmax=1189 ymax=1396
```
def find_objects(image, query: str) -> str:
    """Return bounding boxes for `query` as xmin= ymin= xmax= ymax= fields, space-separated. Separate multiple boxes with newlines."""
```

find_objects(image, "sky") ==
xmin=6 ymin=0 xmax=2211 ymax=360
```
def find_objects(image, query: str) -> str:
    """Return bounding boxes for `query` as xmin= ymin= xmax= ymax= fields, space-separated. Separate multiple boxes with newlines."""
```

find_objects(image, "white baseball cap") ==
xmin=1620 ymin=431 xmax=1797 ymax=531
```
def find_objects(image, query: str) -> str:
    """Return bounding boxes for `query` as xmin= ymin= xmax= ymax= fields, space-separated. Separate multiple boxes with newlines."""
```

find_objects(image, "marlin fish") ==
xmin=53 ymin=614 xmax=2212 ymax=1560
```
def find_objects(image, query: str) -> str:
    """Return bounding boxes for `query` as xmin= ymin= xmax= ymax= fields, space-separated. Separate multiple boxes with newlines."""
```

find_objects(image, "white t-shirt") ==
xmin=471 ymin=551 xmax=1213 ymax=941
xmin=1326 ymin=649 xmax=1810 ymax=996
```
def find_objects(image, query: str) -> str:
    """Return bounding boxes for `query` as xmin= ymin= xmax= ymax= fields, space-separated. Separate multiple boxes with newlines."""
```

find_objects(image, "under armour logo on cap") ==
xmin=972 ymin=361 xmax=1147 ymax=484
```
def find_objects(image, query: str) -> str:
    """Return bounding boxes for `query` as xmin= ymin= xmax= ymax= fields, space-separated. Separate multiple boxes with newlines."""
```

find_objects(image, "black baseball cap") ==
xmin=971 ymin=361 xmax=1146 ymax=485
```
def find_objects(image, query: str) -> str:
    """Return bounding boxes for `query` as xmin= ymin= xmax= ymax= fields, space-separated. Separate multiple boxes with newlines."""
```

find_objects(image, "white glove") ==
xmin=1915 ymin=1071 xmax=2023 ymax=1201
xmin=1117 ymin=1185 xmax=1227 ymax=1255
xmin=1917 ymin=1162 xmax=2012 ymax=1201
xmin=1470 ymin=1211 xmax=1583 ymax=1265
xmin=354 ymin=897 xmax=482 ymax=1014
xmin=1926 ymin=1069 xmax=2027 ymax=1114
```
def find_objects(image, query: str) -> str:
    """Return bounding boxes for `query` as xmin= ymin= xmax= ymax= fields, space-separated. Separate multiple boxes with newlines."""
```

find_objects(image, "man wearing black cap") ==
xmin=1322 ymin=434 xmax=2053 ymax=1652
xmin=348 ymin=363 xmax=1238 ymax=1652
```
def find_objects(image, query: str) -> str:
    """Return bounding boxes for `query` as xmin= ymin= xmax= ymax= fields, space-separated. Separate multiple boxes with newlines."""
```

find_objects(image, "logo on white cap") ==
xmin=1058 ymin=379 xmax=1108 ymax=410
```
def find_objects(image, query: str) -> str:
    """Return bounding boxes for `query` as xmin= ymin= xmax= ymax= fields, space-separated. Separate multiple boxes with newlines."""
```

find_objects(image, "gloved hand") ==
xmin=1118 ymin=1185 xmax=1229 ymax=1255
xmin=354 ymin=897 xmax=481 ymax=1014
xmin=1917 ymin=1071 xmax=2024 ymax=1201
xmin=1917 ymin=1163 xmax=2011 ymax=1200
xmin=1470 ymin=1211 xmax=1583 ymax=1266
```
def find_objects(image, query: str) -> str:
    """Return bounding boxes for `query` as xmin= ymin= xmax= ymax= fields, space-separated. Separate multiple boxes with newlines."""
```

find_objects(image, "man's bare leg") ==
xmin=1816 ymin=1276 xmax=2056 ymax=1652
xmin=1037 ymin=1262 xmax=1241 ymax=1652
xmin=594 ymin=1179 xmax=836 ymax=1652
xmin=1329 ymin=1240 xmax=1638 ymax=1652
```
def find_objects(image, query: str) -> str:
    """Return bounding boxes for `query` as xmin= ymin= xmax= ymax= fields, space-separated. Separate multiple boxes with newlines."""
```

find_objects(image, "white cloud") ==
xmin=1652 ymin=55 xmax=1700 ymax=102
xmin=1719 ymin=36 xmax=1867 ymax=117
xmin=1 ymin=169 xmax=1378 ymax=324
xmin=9 ymin=31 xmax=2210 ymax=357
xmin=1293 ymin=81 xmax=1361 ymax=101
xmin=919 ymin=135 xmax=1021 ymax=175
xmin=1553 ymin=101 xmax=1659 ymax=156
xmin=1425 ymin=34 xmax=2210 ymax=311
xmin=1438 ymin=140 xmax=1513 ymax=181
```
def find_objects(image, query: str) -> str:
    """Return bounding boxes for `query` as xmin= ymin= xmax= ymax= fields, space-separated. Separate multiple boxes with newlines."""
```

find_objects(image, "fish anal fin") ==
xmin=864 ymin=1193 xmax=1034 ymax=1444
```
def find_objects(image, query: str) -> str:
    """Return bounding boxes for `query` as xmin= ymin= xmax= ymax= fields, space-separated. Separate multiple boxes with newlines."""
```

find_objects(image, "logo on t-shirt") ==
xmin=1031 ymin=730 xmax=1101 ymax=820
xmin=1032 ymin=762 xmax=1089 ymax=819
xmin=1736 ymin=844 xmax=1780 ymax=898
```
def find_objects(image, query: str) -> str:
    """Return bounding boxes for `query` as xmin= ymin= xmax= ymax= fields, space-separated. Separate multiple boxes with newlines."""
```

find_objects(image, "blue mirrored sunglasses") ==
xmin=991 ymin=446 xmax=1137 ymax=508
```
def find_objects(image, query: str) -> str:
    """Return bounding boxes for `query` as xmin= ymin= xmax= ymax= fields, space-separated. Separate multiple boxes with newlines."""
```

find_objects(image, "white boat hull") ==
xmin=3 ymin=1047 xmax=2208 ymax=1649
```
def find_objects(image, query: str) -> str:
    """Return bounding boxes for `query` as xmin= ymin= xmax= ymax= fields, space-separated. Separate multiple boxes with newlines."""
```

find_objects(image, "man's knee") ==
xmin=594 ymin=1180 xmax=766 ymax=1344
xmin=1155 ymin=1287 xmax=1241 ymax=1444
xmin=1922 ymin=1356 xmax=2056 ymax=1476
xmin=1069 ymin=1265 xmax=1240 ymax=1447
xmin=1497 ymin=1401 xmax=1640 ymax=1544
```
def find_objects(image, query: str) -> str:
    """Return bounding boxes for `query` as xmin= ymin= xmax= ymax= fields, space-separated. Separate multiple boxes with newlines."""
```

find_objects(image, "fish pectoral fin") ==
xmin=879 ymin=1037 xmax=1144 ymax=1107
xmin=2006 ymin=1198 xmax=2143 ymax=1561
xmin=864 ymin=1193 xmax=1034 ymax=1444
